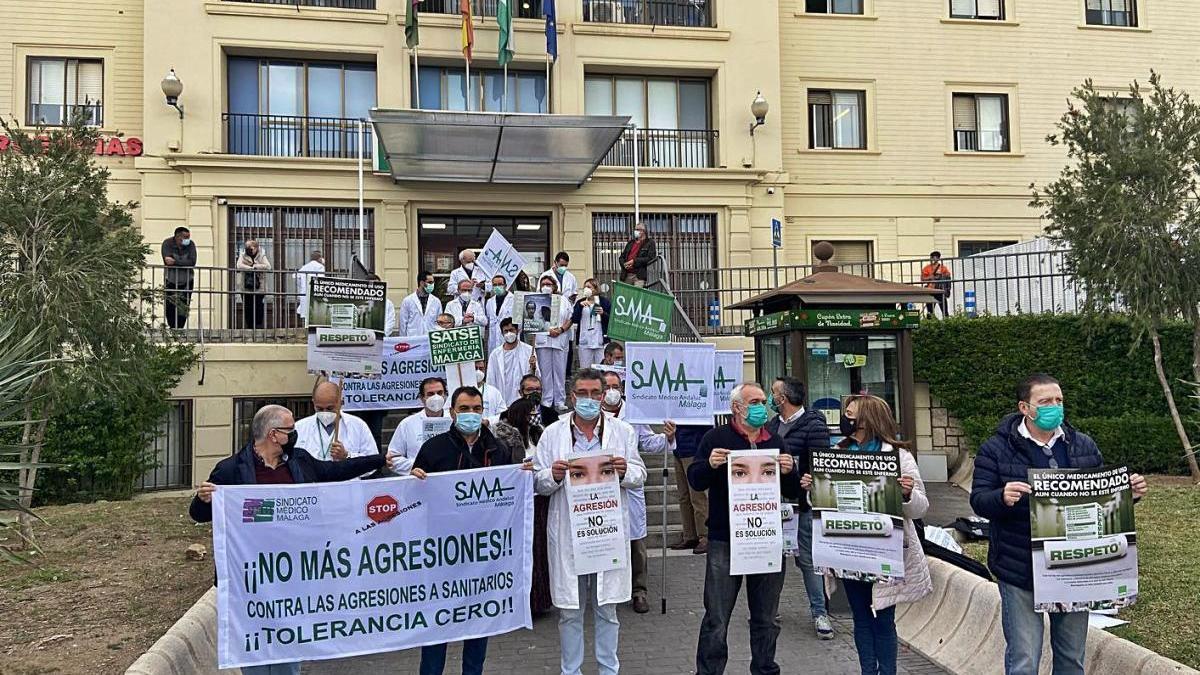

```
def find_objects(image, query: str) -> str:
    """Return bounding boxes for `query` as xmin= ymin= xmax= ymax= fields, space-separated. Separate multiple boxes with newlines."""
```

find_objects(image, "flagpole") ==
xmin=357 ymin=119 xmax=365 ymax=262
xmin=503 ymin=63 xmax=509 ymax=112
xmin=414 ymin=47 xmax=420 ymax=108
xmin=632 ymin=121 xmax=641 ymax=224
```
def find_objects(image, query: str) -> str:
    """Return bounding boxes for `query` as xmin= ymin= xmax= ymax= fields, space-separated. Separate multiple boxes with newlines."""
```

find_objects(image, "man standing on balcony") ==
xmin=921 ymin=250 xmax=952 ymax=318
xmin=160 ymin=226 xmax=196 ymax=329
xmin=400 ymin=270 xmax=444 ymax=337
xmin=619 ymin=222 xmax=657 ymax=287
xmin=295 ymin=249 xmax=325 ymax=326
xmin=446 ymin=248 xmax=489 ymax=301
xmin=236 ymin=239 xmax=271 ymax=330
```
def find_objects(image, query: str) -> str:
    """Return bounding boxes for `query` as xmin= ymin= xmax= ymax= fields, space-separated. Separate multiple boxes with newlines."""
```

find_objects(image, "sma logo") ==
xmin=455 ymin=477 xmax=516 ymax=502
xmin=613 ymin=295 xmax=668 ymax=333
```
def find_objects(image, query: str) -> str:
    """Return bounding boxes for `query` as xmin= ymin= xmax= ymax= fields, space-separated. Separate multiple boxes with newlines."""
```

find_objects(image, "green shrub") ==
xmin=915 ymin=315 xmax=1196 ymax=475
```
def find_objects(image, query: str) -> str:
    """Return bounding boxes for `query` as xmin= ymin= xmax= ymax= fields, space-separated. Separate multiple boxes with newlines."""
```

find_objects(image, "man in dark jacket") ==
xmin=688 ymin=382 xmax=796 ymax=675
xmin=618 ymin=222 xmax=657 ymax=286
xmin=765 ymin=376 xmax=833 ymax=640
xmin=161 ymin=226 xmax=197 ymax=329
xmin=411 ymin=386 xmax=518 ymax=675
xmin=971 ymin=374 xmax=1149 ymax=675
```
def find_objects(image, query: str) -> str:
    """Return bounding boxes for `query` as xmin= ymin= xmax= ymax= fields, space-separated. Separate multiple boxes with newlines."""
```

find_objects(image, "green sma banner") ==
xmin=609 ymin=282 xmax=675 ymax=343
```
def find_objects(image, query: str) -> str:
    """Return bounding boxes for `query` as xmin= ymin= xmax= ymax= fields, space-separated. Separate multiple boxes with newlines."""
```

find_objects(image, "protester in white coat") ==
xmin=386 ymin=377 xmax=448 ymax=476
xmin=533 ymin=368 xmax=646 ymax=675
xmin=541 ymin=250 xmax=579 ymax=302
xmin=599 ymin=370 xmax=675 ymax=614
xmin=446 ymin=249 xmax=490 ymax=300
xmin=294 ymin=381 xmax=378 ymax=462
xmin=446 ymin=278 xmax=487 ymax=330
xmin=484 ymin=274 xmax=514 ymax=352
xmin=294 ymin=250 xmax=325 ymax=324
xmin=488 ymin=319 xmax=539 ymax=405
xmin=534 ymin=276 xmax=571 ymax=410
xmin=399 ymin=270 xmax=443 ymax=337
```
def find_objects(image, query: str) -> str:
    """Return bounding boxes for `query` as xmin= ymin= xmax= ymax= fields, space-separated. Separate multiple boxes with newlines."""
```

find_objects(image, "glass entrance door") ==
xmin=418 ymin=214 xmax=551 ymax=299
xmin=804 ymin=333 xmax=900 ymax=432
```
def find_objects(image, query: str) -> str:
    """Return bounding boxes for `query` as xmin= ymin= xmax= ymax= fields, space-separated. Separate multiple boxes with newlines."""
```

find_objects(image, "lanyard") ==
xmin=316 ymin=422 xmax=335 ymax=459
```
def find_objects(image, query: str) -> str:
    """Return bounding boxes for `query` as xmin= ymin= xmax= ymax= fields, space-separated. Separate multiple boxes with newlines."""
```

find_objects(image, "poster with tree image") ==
xmin=305 ymin=277 xmax=387 ymax=376
xmin=809 ymin=448 xmax=905 ymax=580
xmin=1028 ymin=466 xmax=1138 ymax=612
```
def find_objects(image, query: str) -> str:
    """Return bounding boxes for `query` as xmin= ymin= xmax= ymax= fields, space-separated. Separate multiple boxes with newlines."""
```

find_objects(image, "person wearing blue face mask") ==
xmin=971 ymin=374 xmax=1149 ymax=675
xmin=411 ymin=385 xmax=519 ymax=675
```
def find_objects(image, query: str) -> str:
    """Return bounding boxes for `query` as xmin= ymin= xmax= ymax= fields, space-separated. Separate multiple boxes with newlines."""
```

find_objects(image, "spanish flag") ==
xmin=460 ymin=0 xmax=474 ymax=63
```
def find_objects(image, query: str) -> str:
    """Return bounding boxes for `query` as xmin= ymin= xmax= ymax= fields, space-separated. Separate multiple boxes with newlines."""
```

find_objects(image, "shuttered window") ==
xmin=950 ymin=0 xmax=1003 ymax=19
xmin=27 ymin=57 xmax=103 ymax=126
xmin=952 ymin=93 xmax=1009 ymax=152
xmin=809 ymin=89 xmax=866 ymax=150
xmin=1085 ymin=0 xmax=1136 ymax=27
xmin=814 ymin=240 xmax=874 ymax=277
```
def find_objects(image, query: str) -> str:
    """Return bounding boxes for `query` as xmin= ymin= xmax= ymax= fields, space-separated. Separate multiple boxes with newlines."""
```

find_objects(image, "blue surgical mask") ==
xmin=557 ymin=265 xmax=568 ymax=275
xmin=574 ymin=397 xmax=601 ymax=421
xmin=1031 ymin=404 xmax=1064 ymax=431
xmin=455 ymin=412 xmax=483 ymax=435
xmin=744 ymin=403 xmax=769 ymax=428
xmin=181 ymin=238 xmax=192 ymax=246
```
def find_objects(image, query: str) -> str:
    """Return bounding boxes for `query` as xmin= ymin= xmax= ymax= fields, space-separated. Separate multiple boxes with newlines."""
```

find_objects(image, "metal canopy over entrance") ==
xmin=370 ymin=110 xmax=631 ymax=186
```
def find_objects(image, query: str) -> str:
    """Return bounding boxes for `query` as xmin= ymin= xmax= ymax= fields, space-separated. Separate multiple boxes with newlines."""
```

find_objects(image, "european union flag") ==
xmin=544 ymin=0 xmax=558 ymax=61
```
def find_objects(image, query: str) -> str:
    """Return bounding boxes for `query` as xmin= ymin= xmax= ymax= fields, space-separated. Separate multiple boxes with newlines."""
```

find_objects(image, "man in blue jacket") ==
xmin=970 ymin=374 xmax=1148 ymax=675
xmin=765 ymin=376 xmax=833 ymax=640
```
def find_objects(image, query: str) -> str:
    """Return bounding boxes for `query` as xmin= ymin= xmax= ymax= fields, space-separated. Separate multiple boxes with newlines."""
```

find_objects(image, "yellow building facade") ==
xmin=2 ymin=0 xmax=1195 ymax=484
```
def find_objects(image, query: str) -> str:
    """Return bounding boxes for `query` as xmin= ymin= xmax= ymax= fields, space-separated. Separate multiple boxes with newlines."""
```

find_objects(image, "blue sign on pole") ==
xmin=771 ymin=218 xmax=782 ymax=249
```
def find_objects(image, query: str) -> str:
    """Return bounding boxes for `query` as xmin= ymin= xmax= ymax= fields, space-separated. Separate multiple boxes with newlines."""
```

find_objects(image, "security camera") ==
xmin=216 ymin=197 xmax=228 ymax=205
xmin=767 ymin=187 xmax=776 ymax=195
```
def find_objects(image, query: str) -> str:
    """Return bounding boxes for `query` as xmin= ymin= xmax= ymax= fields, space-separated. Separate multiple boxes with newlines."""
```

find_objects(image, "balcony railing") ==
xmin=223 ymin=113 xmax=373 ymax=159
xmin=422 ymin=0 xmax=544 ymax=17
xmin=28 ymin=103 xmax=103 ymax=127
xmin=582 ymin=0 xmax=713 ymax=27
xmin=223 ymin=0 xmax=377 ymax=8
xmin=600 ymin=128 xmax=717 ymax=168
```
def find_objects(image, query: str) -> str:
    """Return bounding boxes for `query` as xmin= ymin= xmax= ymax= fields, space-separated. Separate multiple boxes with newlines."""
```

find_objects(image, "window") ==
xmin=1086 ymin=0 xmax=1137 ymax=26
xmin=950 ymin=0 xmax=1003 ymax=19
xmin=957 ymin=240 xmax=1017 ymax=257
xmin=234 ymin=397 xmax=314 ymax=451
xmin=140 ymin=400 xmax=193 ymax=491
xmin=227 ymin=57 xmax=376 ymax=157
xmin=581 ymin=0 xmax=712 ymax=26
xmin=805 ymin=0 xmax=863 ymax=14
xmin=813 ymin=240 xmax=873 ymax=276
xmin=808 ymin=90 xmax=866 ymax=150
xmin=27 ymin=57 xmax=103 ymax=126
xmin=586 ymin=75 xmax=714 ymax=167
xmin=414 ymin=66 xmax=547 ymax=113
xmin=953 ymin=93 xmax=1009 ymax=152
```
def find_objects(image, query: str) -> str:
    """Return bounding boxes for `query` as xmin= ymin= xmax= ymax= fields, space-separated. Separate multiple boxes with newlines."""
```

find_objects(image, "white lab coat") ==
xmin=295 ymin=412 xmax=377 ymax=461
xmin=540 ymin=269 xmax=579 ymax=301
xmin=484 ymin=293 xmax=514 ymax=352
xmin=611 ymin=405 xmax=672 ymax=540
xmin=384 ymin=298 xmax=397 ymax=336
xmin=294 ymin=260 xmax=325 ymax=321
xmin=447 ymin=264 xmax=490 ymax=300
xmin=487 ymin=342 xmax=538 ymax=405
xmin=399 ymin=292 xmax=443 ymax=337
xmin=480 ymin=382 xmax=508 ymax=426
xmin=534 ymin=414 xmax=647 ymax=610
xmin=387 ymin=409 xmax=449 ymax=475
xmin=446 ymin=296 xmax=487 ymax=330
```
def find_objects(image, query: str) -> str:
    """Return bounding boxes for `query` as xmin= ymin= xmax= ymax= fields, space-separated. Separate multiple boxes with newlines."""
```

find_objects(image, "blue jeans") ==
xmin=558 ymin=573 xmax=620 ymax=675
xmin=793 ymin=509 xmax=828 ymax=618
xmin=998 ymin=581 xmax=1088 ymax=675
xmin=843 ymin=578 xmax=897 ymax=675
xmin=696 ymin=539 xmax=786 ymax=675
xmin=240 ymin=664 xmax=300 ymax=675
xmin=419 ymin=638 xmax=488 ymax=675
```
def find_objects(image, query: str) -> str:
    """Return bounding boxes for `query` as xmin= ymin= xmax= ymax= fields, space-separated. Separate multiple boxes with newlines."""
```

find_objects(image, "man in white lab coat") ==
xmin=386 ymin=377 xmax=449 ymax=476
xmin=533 ymin=368 xmax=646 ymax=675
xmin=473 ymin=358 xmax=508 ymax=423
xmin=534 ymin=276 xmax=571 ymax=410
xmin=366 ymin=273 xmax=397 ymax=336
xmin=484 ymin=274 xmax=514 ymax=352
xmin=541 ymin=250 xmax=579 ymax=302
xmin=294 ymin=249 xmax=325 ymax=325
xmin=487 ymin=318 xmax=539 ymax=405
xmin=445 ymin=278 xmax=487 ymax=330
xmin=294 ymin=381 xmax=378 ymax=462
xmin=446 ymin=249 xmax=490 ymax=301
xmin=600 ymin=370 xmax=676 ymax=614
xmin=399 ymin=270 xmax=443 ymax=337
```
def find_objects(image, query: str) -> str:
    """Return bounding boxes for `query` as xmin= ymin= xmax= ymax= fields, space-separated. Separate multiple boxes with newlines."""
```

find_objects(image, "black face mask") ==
xmin=839 ymin=416 xmax=857 ymax=437
xmin=279 ymin=429 xmax=298 ymax=453
xmin=525 ymin=391 xmax=542 ymax=405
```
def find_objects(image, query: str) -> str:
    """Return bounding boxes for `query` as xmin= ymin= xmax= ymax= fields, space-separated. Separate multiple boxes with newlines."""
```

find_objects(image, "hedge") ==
xmin=914 ymin=315 xmax=1197 ymax=475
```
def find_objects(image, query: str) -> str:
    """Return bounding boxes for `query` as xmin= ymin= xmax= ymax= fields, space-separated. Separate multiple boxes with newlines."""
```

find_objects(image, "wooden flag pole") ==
xmin=331 ymin=375 xmax=345 ymax=446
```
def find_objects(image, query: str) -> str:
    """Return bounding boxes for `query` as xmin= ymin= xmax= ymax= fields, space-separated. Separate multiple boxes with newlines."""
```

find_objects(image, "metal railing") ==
xmin=601 ymin=128 xmax=717 ymax=168
xmin=223 ymin=113 xmax=373 ymax=159
xmin=28 ymin=102 xmax=103 ymax=127
xmin=223 ymin=0 xmax=377 ymax=8
xmin=582 ymin=0 xmax=713 ymax=27
xmin=421 ymin=0 xmax=545 ymax=17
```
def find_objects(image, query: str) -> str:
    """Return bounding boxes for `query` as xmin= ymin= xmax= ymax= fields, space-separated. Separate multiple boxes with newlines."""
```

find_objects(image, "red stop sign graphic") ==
xmin=367 ymin=495 xmax=399 ymax=523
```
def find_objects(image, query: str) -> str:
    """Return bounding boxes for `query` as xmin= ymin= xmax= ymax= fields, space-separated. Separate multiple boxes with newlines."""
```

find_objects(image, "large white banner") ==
xmin=566 ymin=453 xmax=628 ymax=575
xmin=711 ymin=350 xmax=744 ymax=416
xmin=624 ymin=342 xmax=715 ymax=425
xmin=478 ymin=229 xmax=528 ymax=289
xmin=728 ymin=450 xmax=783 ymax=575
xmin=306 ymin=328 xmax=381 ymax=377
xmin=342 ymin=336 xmax=448 ymax=412
xmin=212 ymin=467 xmax=534 ymax=669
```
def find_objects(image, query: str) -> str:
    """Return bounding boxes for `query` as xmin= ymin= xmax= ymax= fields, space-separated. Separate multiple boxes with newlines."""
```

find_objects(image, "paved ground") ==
xmin=922 ymin=483 xmax=975 ymax=527
xmin=307 ymin=553 xmax=945 ymax=674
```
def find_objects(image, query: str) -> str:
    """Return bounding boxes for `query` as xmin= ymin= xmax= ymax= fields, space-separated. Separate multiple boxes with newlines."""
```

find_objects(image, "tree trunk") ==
xmin=1150 ymin=329 xmax=1200 ymax=481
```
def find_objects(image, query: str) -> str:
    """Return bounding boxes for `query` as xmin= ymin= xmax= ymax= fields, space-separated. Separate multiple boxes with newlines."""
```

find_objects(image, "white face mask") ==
xmin=540 ymin=286 xmax=553 ymax=294
xmin=603 ymin=389 xmax=622 ymax=407
xmin=315 ymin=410 xmax=337 ymax=427
xmin=424 ymin=394 xmax=445 ymax=413
xmin=459 ymin=291 xmax=472 ymax=302
xmin=503 ymin=331 xmax=519 ymax=344
xmin=580 ymin=287 xmax=593 ymax=300
xmin=475 ymin=369 xmax=486 ymax=385
xmin=634 ymin=230 xmax=644 ymax=239
xmin=463 ymin=262 xmax=473 ymax=270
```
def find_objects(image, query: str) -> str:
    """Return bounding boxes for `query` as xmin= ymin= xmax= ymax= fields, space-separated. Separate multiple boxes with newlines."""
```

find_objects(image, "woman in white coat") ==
xmin=533 ymin=368 xmax=647 ymax=675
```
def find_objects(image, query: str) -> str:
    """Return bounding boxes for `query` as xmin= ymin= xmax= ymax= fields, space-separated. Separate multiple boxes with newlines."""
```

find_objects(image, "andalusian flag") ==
xmin=497 ymin=0 xmax=515 ymax=66
xmin=405 ymin=0 xmax=420 ymax=48
xmin=460 ymin=0 xmax=474 ymax=62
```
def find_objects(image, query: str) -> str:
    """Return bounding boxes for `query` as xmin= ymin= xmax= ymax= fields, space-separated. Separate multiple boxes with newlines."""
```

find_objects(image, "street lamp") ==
xmin=749 ymin=91 xmax=769 ymax=136
xmin=161 ymin=69 xmax=184 ymax=118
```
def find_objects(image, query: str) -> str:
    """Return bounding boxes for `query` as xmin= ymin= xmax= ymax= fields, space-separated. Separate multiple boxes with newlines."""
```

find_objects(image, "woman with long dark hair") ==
xmin=494 ymin=398 xmax=553 ymax=615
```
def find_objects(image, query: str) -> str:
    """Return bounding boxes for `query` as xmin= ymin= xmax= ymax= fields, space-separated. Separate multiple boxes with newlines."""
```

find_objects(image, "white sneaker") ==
xmin=814 ymin=615 xmax=835 ymax=640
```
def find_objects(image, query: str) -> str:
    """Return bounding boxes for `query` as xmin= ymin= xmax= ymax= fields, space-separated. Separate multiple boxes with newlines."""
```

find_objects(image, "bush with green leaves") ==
xmin=915 ymin=315 xmax=1196 ymax=474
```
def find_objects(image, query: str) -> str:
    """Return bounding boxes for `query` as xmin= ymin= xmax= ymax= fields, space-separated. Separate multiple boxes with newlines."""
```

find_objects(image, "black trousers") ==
xmin=165 ymin=279 xmax=194 ymax=329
